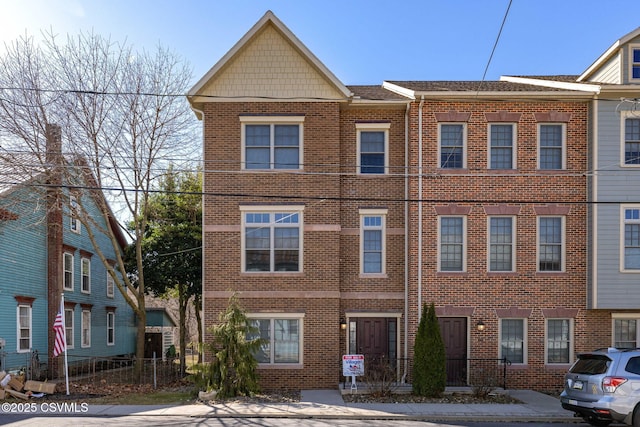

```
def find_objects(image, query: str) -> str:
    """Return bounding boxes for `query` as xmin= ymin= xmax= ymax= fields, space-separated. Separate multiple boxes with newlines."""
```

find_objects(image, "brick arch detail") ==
xmin=434 ymin=204 xmax=472 ymax=215
xmin=435 ymin=305 xmax=475 ymax=317
xmin=542 ymin=308 xmax=579 ymax=318
xmin=534 ymin=111 xmax=572 ymax=122
xmin=533 ymin=205 xmax=571 ymax=215
xmin=434 ymin=111 xmax=471 ymax=122
xmin=495 ymin=307 xmax=532 ymax=318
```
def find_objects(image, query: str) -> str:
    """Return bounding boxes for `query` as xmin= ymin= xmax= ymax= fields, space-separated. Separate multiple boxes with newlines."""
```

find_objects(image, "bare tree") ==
xmin=0 ymin=31 xmax=199 ymax=372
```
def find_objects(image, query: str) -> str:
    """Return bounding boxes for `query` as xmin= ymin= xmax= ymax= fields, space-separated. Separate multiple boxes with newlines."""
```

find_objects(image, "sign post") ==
xmin=342 ymin=354 xmax=364 ymax=392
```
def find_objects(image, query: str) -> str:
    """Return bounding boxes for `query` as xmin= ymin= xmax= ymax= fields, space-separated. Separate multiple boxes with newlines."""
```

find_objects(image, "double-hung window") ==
xmin=106 ymin=272 xmax=115 ymax=298
xmin=631 ymin=46 xmax=640 ymax=80
xmin=107 ymin=312 xmax=115 ymax=346
xmin=17 ymin=304 xmax=32 ymax=352
xmin=242 ymin=206 xmax=303 ymax=272
xmin=81 ymin=257 xmax=91 ymax=293
xmin=623 ymin=206 xmax=640 ymax=270
xmin=439 ymin=123 xmax=466 ymax=169
xmin=613 ymin=315 xmax=640 ymax=348
xmin=489 ymin=124 xmax=516 ymax=169
xmin=241 ymin=116 xmax=303 ymax=170
xmin=63 ymin=252 xmax=74 ymax=291
xmin=539 ymin=124 xmax=565 ymax=170
xmin=64 ymin=308 xmax=74 ymax=349
xmin=489 ymin=216 xmax=515 ymax=272
xmin=357 ymin=123 xmax=389 ymax=174
xmin=81 ymin=309 xmax=91 ymax=348
xmin=70 ymin=195 xmax=80 ymax=233
xmin=247 ymin=314 xmax=303 ymax=365
xmin=439 ymin=216 xmax=465 ymax=272
xmin=538 ymin=216 xmax=564 ymax=272
xmin=360 ymin=209 xmax=386 ymax=274
xmin=500 ymin=318 xmax=526 ymax=364
xmin=546 ymin=318 xmax=572 ymax=364
xmin=624 ymin=117 xmax=640 ymax=165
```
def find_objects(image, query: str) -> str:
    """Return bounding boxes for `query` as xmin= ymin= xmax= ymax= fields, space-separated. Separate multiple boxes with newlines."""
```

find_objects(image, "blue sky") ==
xmin=1 ymin=0 xmax=640 ymax=86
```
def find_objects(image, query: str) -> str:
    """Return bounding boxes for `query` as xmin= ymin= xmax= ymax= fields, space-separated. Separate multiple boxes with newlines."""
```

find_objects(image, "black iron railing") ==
xmin=340 ymin=355 xmax=511 ymax=389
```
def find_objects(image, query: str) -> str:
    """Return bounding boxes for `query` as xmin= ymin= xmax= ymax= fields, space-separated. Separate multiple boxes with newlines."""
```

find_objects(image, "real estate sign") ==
xmin=342 ymin=354 xmax=364 ymax=376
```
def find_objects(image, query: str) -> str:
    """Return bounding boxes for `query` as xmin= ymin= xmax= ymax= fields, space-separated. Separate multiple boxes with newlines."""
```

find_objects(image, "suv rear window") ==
xmin=569 ymin=355 xmax=611 ymax=375
xmin=625 ymin=357 xmax=640 ymax=375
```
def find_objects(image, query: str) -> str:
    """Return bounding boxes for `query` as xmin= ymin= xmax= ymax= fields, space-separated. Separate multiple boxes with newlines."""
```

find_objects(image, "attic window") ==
xmin=632 ymin=46 xmax=640 ymax=80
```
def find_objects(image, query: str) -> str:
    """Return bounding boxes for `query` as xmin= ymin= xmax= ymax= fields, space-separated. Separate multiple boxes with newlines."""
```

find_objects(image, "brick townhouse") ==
xmin=188 ymin=11 xmax=639 ymax=391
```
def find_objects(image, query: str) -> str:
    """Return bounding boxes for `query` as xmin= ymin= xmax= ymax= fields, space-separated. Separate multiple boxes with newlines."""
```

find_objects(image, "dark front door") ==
xmin=438 ymin=317 xmax=467 ymax=385
xmin=356 ymin=318 xmax=389 ymax=359
xmin=144 ymin=332 xmax=163 ymax=359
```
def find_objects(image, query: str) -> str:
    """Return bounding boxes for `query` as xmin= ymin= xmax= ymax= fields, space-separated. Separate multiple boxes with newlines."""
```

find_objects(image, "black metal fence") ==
xmin=57 ymin=355 xmax=183 ymax=387
xmin=341 ymin=355 xmax=511 ymax=389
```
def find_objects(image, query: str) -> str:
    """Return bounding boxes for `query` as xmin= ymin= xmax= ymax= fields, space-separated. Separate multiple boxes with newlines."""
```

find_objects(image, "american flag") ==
xmin=53 ymin=311 xmax=66 ymax=357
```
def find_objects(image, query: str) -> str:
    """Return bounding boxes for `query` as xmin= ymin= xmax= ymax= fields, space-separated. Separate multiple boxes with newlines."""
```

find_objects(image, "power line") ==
xmin=0 ymin=180 xmax=631 ymax=206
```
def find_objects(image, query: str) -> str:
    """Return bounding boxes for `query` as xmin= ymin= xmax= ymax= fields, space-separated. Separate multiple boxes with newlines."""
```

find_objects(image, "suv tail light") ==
xmin=603 ymin=376 xmax=628 ymax=392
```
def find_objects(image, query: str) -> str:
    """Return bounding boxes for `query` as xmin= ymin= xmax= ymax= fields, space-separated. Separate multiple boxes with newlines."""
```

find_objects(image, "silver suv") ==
xmin=561 ymin=348 xmax=640 ymax=426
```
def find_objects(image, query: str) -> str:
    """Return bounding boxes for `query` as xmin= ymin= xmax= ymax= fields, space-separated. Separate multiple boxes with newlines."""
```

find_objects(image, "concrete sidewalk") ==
xmin=65 ymin=388 xmax=576 ymax=422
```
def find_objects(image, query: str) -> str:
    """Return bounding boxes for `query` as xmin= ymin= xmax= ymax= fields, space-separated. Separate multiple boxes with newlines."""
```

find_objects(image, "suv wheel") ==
xmin=633 ymin=405 xmax=640 ymax=427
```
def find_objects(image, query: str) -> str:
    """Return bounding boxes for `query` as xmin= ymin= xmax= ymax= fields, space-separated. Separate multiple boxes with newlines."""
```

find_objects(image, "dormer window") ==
xmin=632 ymin=46 xmax=640 ymax=80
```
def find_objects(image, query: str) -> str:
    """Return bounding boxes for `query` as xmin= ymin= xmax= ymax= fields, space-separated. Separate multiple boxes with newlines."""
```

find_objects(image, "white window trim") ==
xmin=240 ymin=115 xmax=304 ymax=170
xmin=488 ymin=123 xmax=518 ymax=169
xmin=81 ymin=257 xmax=91 ymax=294
xmin=107 ymin=312 xmax=115 ymax=346
xmin=621 ymin=204 xmax=640 ymax=272
xmin=70 ymin=195 xmax=80 ymax=234
xmin=621 ymin=112 xmax=640 ymax=168
xmin=64 ymin=308 xmax=74 ymax=350
xmin=499 ymin=318 xmax=528 ymax=365
xmin=537 ymin=123 xmax=566 ymax=170
xmin=247 ymin=312 xmax=304 ymax=368
xmin=487 ymin=216 xmax=517 ymax=273
xmin=106 ymin=272 xmax=115 ymax=298
xmin=359 ymin=208 xmax=387 ymax=276
xmin=438 ymin=123 xmax=467 ymax=169
xmin=437 ymin=215 xmax=467 ymax=272
xmin=544 ymin=318 xmax=573 ymax=365
xmin=81 ymin=309 xmax=91 ymax=348
xmin=16 ymin=304 xmax=32 ymax=353
xmin=63 ymin=252 xmax=74 ymax=291
xmin=536 ymin=216 xmax=566 ymax=273
xmin=356 ymin=122 xmax=390 ymax=175
xmin=629 ymin=44 xmax=640 ymax=82
xmin=240 ymin=205 xmax=305 ymax=273
xmin=612 ymin=313 xmax=640 ymax=347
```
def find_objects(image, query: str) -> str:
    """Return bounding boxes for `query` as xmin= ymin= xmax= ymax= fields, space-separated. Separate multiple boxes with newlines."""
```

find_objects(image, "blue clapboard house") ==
xmin=0 ymin=124 xmax=135 ymax=377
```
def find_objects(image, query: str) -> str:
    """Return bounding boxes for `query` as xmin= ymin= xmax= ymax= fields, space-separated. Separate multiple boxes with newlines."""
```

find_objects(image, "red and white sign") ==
xmin=342 ymin=354 xmax=364 ymax=376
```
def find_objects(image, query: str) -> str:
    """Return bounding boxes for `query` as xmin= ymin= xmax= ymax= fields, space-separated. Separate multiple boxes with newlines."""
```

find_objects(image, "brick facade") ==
xmin=190 ymin=11 xmax=630 ymax=392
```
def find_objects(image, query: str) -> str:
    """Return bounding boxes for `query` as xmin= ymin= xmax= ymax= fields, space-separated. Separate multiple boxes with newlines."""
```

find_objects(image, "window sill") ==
xmin=359 ymin=273 xmax=388 ymax=279
xmin=257 ymin=363 xmax=303 ymax=370
xmin=241 ymin=271 xmax=304 ymax=277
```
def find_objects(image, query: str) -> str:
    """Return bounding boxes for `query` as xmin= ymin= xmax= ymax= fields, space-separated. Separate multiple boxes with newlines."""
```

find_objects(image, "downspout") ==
xmin=190 ymin=105 xmax=206 ymax=353
xmin=402 ymin=101 xmax=410 ymax=383
xmin=418 ymin=96 xmax=424 ymax=318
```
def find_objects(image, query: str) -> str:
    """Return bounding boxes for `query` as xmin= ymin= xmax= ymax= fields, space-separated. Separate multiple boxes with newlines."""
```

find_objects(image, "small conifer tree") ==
xmin=206 ymin=293 xmax=262 ymax=398
xmin=412 ymin=302 xmax=447 ymax=397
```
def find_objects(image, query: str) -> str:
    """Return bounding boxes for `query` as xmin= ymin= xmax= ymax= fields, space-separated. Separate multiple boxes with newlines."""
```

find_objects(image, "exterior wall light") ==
xmin=476 ymin=321 xmax=486 ymax=332
xmin=340 ymin=319 xmax=347 ymax=330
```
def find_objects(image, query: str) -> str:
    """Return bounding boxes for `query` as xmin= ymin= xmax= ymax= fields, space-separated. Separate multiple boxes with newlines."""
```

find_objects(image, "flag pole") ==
xmin=60 ymin=293 xmax=69 ymax=395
